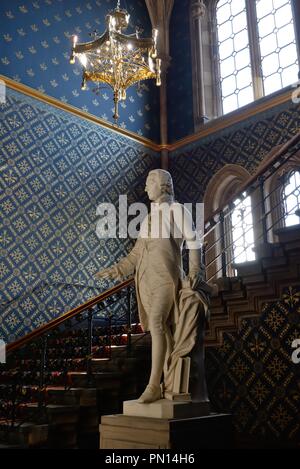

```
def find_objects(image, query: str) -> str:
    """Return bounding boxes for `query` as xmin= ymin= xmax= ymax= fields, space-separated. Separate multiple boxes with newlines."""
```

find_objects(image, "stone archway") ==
xmin=203 ymin=164 xmax=251 ymax=280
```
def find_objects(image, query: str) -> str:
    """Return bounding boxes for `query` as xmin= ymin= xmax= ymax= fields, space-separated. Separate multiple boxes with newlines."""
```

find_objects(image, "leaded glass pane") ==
xmin=220 ymin=56 xmax=235 ymax=79
xmin=234 ymin=29 xmax=249 ymax=51
xmin=236 ymin=66 xmax=252 ymax=89
xmin=230 ymin=0 xmax=244 ymax=16
xmin=223 ymin=94 xmax=238 ymax=114
xmin=256 ymin=0 xmax=298 ymax=95
xmin=237 ymin=84 xmax=253 ymax=107
xmin=281 ymin=64 xmax=299 ymax=87
xmin=222 ymin=75 xmax=236 ymax=96
xmin=231 ymin=195 xmax=255 ymax=263
xmin=283 ymin=171 xmax=300 ymax=227
xmin=235 ymin=48 xmax=251 ymax=71
xmin=263 ymin=73 xmax=282 ymax=94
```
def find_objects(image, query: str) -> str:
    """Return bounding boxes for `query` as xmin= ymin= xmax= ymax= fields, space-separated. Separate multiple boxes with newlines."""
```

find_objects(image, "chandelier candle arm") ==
xmin=69 ymin=2 xmax=161 ymax=123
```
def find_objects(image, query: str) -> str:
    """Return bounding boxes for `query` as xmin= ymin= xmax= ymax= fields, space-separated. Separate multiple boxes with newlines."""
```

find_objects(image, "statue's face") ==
xmin=145 ymin=173 xmax=162 ymax=201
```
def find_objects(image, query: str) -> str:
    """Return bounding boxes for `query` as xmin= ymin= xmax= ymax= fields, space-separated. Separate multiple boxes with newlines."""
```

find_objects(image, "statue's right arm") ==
xmin=94 ymin=238 xmax=142 ymax=281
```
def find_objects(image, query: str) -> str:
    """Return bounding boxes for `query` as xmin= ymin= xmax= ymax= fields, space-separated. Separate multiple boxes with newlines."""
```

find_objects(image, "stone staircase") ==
xmin=1 ymin=225 xmax=299 ymax=448
xmin=206 ymin=225 xmax=300 ymax=346
xmin=0 ymin=330 xmax=151 ymax=448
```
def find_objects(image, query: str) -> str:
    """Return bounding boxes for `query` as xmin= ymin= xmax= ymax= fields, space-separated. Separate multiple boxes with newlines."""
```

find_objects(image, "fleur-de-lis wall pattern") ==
xmin=0 ymin=0 xmax=160 ymax=141
xmin=0 ymin=88 xmax=160 ymax=342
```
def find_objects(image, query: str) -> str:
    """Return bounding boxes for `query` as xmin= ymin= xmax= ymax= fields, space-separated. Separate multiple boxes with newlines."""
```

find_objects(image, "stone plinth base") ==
xmin=123 ymin=398 xmax=210 ymax=419
xmin=100 ymin=413 xmax=233 ymax=449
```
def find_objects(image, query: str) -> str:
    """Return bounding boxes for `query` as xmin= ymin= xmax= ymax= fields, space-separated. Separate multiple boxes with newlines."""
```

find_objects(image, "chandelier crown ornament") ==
xmin=70 ymin=0 xmax=161 ymax=123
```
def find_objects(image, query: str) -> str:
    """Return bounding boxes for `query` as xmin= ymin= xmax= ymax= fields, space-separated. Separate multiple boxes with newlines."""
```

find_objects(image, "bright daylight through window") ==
xmin=216 ymin=0 xmax=298 ymax=114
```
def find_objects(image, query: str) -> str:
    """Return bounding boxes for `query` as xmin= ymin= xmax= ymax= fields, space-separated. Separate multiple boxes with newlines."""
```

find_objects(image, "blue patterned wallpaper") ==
xmin=0 ymin=88 xmax=160 ymax=342
xmin=167 ymin=0 xmax=194 ymax=143
xmin=0 ymin=0 xmax=160 ymax=141
xmin=169 ymin=101 xmax=300 ymax=204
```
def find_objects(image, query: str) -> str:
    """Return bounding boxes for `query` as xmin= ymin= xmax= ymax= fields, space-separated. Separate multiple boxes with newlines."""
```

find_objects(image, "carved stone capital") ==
xmin=190 ymin=0 xmax=206 ymax=20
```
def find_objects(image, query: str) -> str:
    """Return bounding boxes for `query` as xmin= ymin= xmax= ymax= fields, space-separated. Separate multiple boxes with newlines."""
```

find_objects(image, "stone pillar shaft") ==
xmin=145 ymin=0 xmax=174 ymax=169
xmin=190 ymin=0 xmax=208 ymax=131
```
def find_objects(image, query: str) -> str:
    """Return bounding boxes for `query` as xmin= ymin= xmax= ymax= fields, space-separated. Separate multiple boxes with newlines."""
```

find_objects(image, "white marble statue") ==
xmin=95 ymin=169 xmax=211 ymax=404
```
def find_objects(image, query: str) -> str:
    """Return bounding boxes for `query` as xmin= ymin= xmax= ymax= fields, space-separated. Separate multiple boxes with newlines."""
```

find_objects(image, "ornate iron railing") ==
xmin=0 ymin=279 xmax=144 ymax=442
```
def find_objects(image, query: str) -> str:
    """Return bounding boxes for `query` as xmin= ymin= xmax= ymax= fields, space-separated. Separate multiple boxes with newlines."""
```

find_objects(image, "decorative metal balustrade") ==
xmin=0 ymin=279 xmax=144 ymax=441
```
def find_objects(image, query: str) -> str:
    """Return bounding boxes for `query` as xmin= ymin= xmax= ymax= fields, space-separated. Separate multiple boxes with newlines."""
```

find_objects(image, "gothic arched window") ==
xmin=203 ymin=164 xmax=256 ymax=280
xmin=216 ymin=0 xmax=299 ymax=115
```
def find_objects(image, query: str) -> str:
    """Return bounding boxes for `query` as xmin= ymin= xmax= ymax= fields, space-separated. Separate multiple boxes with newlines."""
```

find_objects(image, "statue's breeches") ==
xmin=133 ymin=239 xmax=181 ymax=332
xmin=147 ymin=287 xmax=174 ymax=335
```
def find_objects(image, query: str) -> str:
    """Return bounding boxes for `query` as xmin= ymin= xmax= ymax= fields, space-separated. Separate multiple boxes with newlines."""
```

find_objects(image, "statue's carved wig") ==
xmin=149 ymin=169 xmax=174 ymax=197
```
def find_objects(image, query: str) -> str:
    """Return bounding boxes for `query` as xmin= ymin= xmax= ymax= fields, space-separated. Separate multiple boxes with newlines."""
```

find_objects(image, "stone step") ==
xmin=268 ymin=243 xmax=285 ymax=258
xmin=274 ymin=225 xmax=300 ymax=244
xmin=231 ymin=278 xmax=243 ymax=291
xmin=239 ymin=273 xmax=266 ymax=285
xmin=243 ymin=284 xmax=276 ymax=301
xmin=283 ymin=239 xmax=300 ymax=252
xmin=92 ymin=356 xmax=151 ymax=375
xmin=234 ymin=261 xmax=262 ymax=277
xmin=225 ymin=299 xmax=254 ymax=313
xmin=78 ymin=406 xmax=100 ymax=433
xmin=266 ymin=266 xmax=299 ymax=284
xmin=262 ymin=256 xmax=288 ymax=269
xmin=22 ymin=403 xmax=80 ymax=426
xmin=211 ymin=295 xmax=224 ymax=307
xmin=0 ymin=442 xmax=23 ymax=449
xmin=91 ymin=358 xmax=118 ymax=372
xmin=46 ymin=387 xmax=98 ymax=407
xmin=0 ymin=420 xmax=49 ymax=447
xmin=47 ymin=422 xmax=78 ymax=449
xmin=43 ymin=332 xmax=150 ymax=353
xmin=67 ymin=371 xmax=122 ymax=389
xmin=222 ymin=289 xmax=246 ymax=301
xmin=131 ymin=332 xmax=151 ymax=345
xmin=209 ymin=306 xmax=228 ymax=322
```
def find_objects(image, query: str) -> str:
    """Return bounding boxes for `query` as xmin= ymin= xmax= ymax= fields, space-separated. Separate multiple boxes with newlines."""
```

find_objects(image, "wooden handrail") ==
xmin=7 ymin=277 xmax=134 ymax=353
xmin=204 ymin=130 xmax=300 ymax=225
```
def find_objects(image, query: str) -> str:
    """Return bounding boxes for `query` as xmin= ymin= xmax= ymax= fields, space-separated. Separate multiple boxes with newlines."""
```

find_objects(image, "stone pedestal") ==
xmin=100 ymin=413 xmax=233 ymax=449
xmin=123 ymin=398 xmax=210 ymax=419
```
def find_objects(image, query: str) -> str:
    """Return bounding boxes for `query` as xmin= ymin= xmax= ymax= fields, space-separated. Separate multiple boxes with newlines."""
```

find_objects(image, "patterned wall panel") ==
xmin=0 ymin=88 xmax=160 ymax=343
xmin=169 ymin=101 xmax=300 ymax=204
xmin=206 ymin=285 xmax=300 ymax=447
xmin=167 ymin=0 xmax=194 ymax=143
xmin=0 ymin=0 xmax=160 ymax=141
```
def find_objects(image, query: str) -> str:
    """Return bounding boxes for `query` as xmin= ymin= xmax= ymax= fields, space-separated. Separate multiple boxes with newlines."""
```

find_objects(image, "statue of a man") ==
xmin=95 ymin=169 xmax=210 ymax=403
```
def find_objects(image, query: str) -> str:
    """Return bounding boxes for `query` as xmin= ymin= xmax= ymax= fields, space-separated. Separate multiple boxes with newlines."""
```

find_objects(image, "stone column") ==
xmin=190 ymin=0 xmax=209 ymax=130
xmin=292 ymin=0 xmax=300 ymax=65
xmin=160 ymin=53 xmax=171 ymax=170
xmin=145 ymin=0 xmax=174 ymax=170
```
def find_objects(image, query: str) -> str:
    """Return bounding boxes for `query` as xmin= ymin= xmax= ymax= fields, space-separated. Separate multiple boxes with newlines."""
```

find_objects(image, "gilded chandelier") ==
xmin=70 ymin=0 xmax=161 ymax=123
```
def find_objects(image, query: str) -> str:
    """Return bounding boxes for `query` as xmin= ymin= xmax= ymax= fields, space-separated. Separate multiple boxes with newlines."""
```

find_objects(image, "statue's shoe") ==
xmin=137 ymin=384 xmax=161 ymax=403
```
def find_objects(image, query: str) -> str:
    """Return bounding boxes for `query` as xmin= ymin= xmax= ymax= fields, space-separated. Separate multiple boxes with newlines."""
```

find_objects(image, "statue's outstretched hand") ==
xmin=94 ymin=266 xmax=119 ymax=280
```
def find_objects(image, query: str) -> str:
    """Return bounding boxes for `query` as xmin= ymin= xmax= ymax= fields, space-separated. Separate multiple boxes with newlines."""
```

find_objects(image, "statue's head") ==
xmin=145 ymin=169 xmax=174 ymax=201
